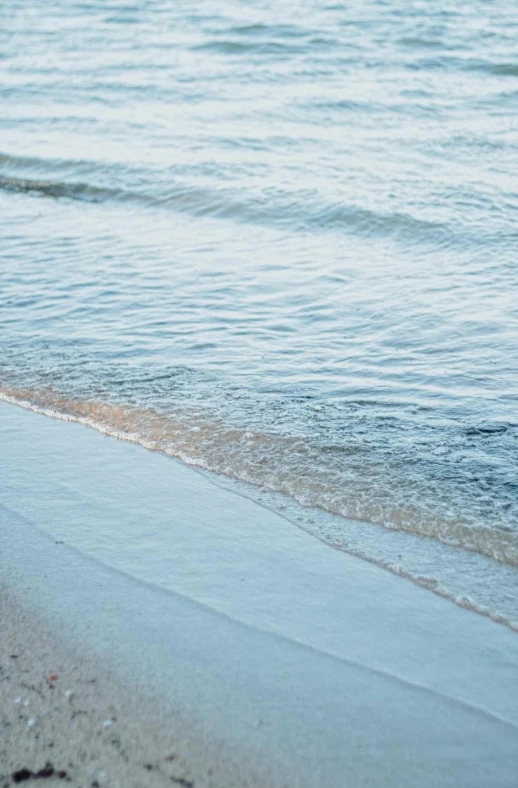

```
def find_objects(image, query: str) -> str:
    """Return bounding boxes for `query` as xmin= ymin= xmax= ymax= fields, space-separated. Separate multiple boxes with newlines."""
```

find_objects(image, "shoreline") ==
xmin=2 ymin=388 xmax=516 ymax=634
xmin=2 ymin=400 xmax=518 ymax=786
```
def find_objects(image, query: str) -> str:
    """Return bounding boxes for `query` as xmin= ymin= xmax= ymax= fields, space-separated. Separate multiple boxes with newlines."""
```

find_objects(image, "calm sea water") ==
xmin=1 ymin=0 xmax=517 ymax=627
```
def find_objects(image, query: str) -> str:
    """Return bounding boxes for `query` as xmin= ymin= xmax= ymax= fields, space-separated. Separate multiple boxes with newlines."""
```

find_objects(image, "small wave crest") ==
xmin=2 ymin=385 xmax=517 ymax=633
xmin=1 ymin=384 xmax=517 ymax=569
xmin=0 ymin=152 xmax=455 ymax=245
xmin=0 ymin=174 xmax=120 ymax=203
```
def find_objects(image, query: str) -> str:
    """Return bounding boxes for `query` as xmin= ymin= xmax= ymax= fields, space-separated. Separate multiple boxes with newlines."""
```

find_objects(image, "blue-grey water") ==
xmin=1 ymin=0 xmax=517 ymax=627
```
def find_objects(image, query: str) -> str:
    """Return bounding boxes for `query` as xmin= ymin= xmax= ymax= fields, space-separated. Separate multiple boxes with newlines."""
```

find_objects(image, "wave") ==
xmin=191 ymin=36 xmax=335 ymax=56
xmin=1 ymin=384 xmax=516 ymax=569
xmin=405 ymin=55 xmax=518 ymax=77
xmin=222 ymin=23 xmax=310 ymax=39
xmin=0 ymin=151 xmax=454 ymax=244
xmin=1 ymin=385 xmax=517 ymax=633
xmin=0 ymin=174 xmax=121 ymax=203
xmin=190 ymin=20 xmax=336 ymax=55
xmin=192 ymin=40 xmax=308 ymax=55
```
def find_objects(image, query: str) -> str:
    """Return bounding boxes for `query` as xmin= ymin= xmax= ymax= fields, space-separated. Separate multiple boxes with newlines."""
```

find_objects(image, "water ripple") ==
xmin=1 ymin=0 xmax=517 ymax=628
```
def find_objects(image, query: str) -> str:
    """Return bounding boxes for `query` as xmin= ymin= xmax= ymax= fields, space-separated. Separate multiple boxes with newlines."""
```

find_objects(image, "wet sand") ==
xmin=0 ymin=586 xmax=204 ymax=788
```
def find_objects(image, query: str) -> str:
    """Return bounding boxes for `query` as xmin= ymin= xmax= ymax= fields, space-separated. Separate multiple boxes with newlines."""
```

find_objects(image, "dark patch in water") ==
xmin=465 ymin=425 xmax=508 ymax=436
xmin=0 ymin=176 xmax=106 ymax=203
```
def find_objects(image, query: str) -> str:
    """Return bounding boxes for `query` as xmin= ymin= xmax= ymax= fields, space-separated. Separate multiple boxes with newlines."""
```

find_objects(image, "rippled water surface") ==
xmin=1 ymin=0 xmax=517 ymax=626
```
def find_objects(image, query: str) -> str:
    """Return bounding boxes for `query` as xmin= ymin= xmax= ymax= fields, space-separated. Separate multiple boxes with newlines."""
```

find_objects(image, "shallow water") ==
xmin=1 ymin=0 xmax=517 ymax=626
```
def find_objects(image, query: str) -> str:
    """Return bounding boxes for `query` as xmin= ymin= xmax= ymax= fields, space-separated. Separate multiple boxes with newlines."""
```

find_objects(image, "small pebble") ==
xmin=14 ymin=697 xmax=22 ymax=704
xmin=23 ymin=700 xmax=30 ymax=707
xmin=64 ymin=690 xmax=73 ymax=698
xmin=103 ymin=719 xmax=113 ymax=728
xmin=27 ymin=717 xmax=37 ymax=727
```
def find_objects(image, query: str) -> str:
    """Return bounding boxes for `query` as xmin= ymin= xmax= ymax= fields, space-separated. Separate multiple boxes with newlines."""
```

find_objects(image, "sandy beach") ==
xmin=2 ymin=401 xmax=518 ymax=787
xmin=0 ymin=585 xmax=203 ymax=788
